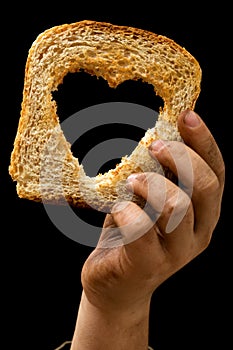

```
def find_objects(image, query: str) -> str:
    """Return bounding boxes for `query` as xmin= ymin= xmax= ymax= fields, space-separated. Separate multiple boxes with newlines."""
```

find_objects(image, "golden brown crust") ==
xmin=9 ymin=20 xmax=202 ymax=211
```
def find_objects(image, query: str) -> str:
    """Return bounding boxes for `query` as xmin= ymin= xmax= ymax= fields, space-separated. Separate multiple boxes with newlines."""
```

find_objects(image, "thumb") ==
xmin=97 ymin=213 xmax=123 ymax=249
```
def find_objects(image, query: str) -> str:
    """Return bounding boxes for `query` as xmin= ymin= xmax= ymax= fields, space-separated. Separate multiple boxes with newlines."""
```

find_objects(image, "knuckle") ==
xmin=198 ymin=171 xmax=220 ymax=195
xmin=166 ymin=188 xmax=191 ymax=216
xmin=197 ymin=231 xmax=212 ymax=252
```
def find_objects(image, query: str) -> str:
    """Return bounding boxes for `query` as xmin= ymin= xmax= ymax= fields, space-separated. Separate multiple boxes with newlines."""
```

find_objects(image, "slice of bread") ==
xmin=9 ymin=20 xmax=202 ymax=212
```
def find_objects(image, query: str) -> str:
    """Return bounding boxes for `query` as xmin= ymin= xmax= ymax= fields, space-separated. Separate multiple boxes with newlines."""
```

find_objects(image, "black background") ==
xmin=2 ymin=5 xmax=231 ymax=350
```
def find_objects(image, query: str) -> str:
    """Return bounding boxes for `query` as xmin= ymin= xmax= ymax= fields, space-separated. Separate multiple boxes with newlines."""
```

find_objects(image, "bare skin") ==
xmin=70 ymin=110 xmax=225 ymax=350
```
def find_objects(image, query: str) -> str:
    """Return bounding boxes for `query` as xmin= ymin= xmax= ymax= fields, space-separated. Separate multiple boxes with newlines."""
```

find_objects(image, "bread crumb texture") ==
xmin=9 ymin=20 xmax=201 ymax=211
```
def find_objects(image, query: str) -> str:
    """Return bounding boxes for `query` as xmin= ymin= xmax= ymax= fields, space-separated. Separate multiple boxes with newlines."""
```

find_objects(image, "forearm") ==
xmin=70 ymin=291 xmax=151 ymax=350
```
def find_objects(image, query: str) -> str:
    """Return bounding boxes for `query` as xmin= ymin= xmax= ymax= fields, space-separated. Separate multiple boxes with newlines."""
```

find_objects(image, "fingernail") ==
xmin=127 ymin=174 xmax=138 ymax=182
xmin=183 ymin=110 xmax=200 ymax=128
xmin=126 ymin=174 xmax=138 ymax=192
xmin=149 ymin=139 xmax=165 ymax=153
xmin=112 ymin=201 xmax=129 ymax=213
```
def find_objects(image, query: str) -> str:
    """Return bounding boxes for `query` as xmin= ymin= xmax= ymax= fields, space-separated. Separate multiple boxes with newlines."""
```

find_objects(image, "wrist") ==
xmin=71 ymin=290 xmax=151 ymax=350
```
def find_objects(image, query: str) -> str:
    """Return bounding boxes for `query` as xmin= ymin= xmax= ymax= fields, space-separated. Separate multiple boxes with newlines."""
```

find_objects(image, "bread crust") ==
xmin=9 ymin=20 xmax=202 ymax=212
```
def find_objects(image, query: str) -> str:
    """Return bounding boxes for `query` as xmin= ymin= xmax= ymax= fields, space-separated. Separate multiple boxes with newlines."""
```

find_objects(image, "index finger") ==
xmin=178 ymin=110 xmax=225 ymax=188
